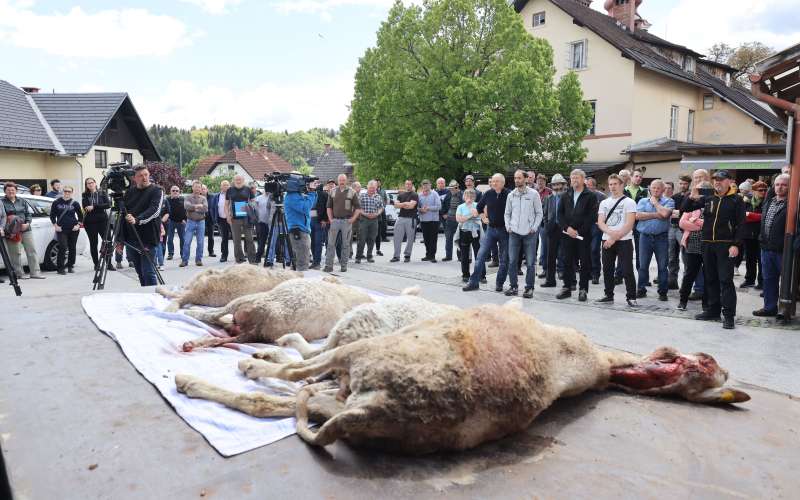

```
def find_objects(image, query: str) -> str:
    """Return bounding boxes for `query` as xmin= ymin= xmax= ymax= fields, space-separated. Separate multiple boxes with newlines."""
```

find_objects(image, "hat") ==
xmin=712 ymin=170 xmax=732 ymax=180
xmin=752 ymin=181 xmax=768 ymax=191
xmin=421 ymin=179 xmax=431 ymax=185
xmin=465 ymin=174 xmax=475 ymax=181
xmin=448 ymin=180 xmax=459 ymax=188
xmin=738 ymin=181 xmax=752 ymax=192
xmin=326 ymin=178 xmax=336 ymax=184
xmin=550 ymin=173 xmax=567 ymax=184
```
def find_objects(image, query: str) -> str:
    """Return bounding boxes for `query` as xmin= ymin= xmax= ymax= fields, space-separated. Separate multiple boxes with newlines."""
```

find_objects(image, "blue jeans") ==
xmin=166 ymin=220 xmax=185 ymax=257
xmin=469 ymin=227 xmax=509 ymax=288
xmin=155 ymin=242 xmax=165 ymax=266
xmin=443 ymin=218 xmax=459 ymax=259
xmin=637 ymin=232 xmax=669 ymax=294
xmin=761 ymin=249 xmax=782 ymax=312
xmin=126 ymin=242 xmax=158 ymax=286
xmin=311 ymin=218 xmax=327 ymax=266
xmin=508 ymin=232 xmax=536 ymax=289
xmin=181 ymin=219 xmax=205 ymax=263
xmin=590 ymin=224 xmax=602 ymax=279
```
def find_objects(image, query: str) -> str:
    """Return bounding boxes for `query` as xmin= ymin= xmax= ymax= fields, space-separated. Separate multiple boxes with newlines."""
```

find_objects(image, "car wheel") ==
xmin=43 ymin=240 xmax=59 ymax=271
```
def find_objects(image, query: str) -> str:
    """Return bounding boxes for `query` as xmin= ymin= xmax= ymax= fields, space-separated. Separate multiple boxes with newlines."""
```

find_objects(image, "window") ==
xmin=121 ymin=152 xmax=133 ymax=166
xmin=95 ymin=149 xmax=107 ymax=169
xmin=687 ymin=110 xmax=695 ymax=142
xmin=588 ymin=100 xmax=597 ymax=135
xmin=703 ymin=94 xmax=714 ymax=110
xmin=569 ymin=40 xmax=588 ymax=70
xmin=669 ymin=106 xmax=679 ymax=140
xmin=532 ymin=11 xmax=545 ymax=28
xmin=683 ymin=56 xmax=695 ymax=73
xmin=227 ymin=164 xmax=235 ymax=171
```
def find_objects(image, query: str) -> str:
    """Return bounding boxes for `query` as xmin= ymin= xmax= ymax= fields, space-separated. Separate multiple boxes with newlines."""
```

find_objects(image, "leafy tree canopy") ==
xmin=707 ymin=41 xmax=775 ymax=86
xmin=341 ymin=0 xmax=592 ymax=184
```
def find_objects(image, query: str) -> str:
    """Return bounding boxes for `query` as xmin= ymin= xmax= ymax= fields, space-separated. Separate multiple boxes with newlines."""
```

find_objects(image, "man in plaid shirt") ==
xmin=355 ymin=180 xmax=385 ymax=263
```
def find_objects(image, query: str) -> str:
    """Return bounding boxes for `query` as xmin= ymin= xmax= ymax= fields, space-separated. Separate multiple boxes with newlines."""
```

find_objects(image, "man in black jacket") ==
xmin=541 ymin=173 xmax=567 ymax=287
xmin=557 ymin=169 xmax=599 ymax=302
xmin=684 ymin=170 xmax=746 ymax=329
xmin=754 ymin=174 xmax=790 ymax=318
xmin=123 ymin=166 xmax=164 ymax=286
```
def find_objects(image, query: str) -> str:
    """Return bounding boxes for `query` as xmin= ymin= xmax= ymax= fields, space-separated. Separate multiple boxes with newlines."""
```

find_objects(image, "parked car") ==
xmin=0 ymin=182 xmax=29 ymax=194
xmin=384 ymin=190 xmax=399 ymax=235
xmin=0 ymin=194 xmax=89 ymax=272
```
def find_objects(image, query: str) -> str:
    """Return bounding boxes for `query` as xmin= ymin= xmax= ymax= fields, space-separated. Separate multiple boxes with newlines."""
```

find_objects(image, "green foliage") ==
xmin=149 ymin=124 xmax=342 ymax=173
xmin=145 ymin=161 xmax=186 ymax=192
xmin=199 ymin=173 xmax=235 ymax=193
xmin=706 ymin=41 xmax=775 ymax=87
xmin=342 ymin=0 xmax=590 ymax=185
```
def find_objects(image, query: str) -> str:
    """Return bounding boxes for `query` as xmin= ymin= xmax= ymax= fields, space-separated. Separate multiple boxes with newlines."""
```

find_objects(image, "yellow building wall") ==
xmin=520 ymin=0 xmax=635 ymax=162
xmin=631 ymin=67 xmax=699 ymax=144
xmin=0 ymin=150 xmax=80 ymax=188
xmin=694 ymin=94 xmax=771 ymax=144
xmin=79 ymin=146 xmax=145 ymax=182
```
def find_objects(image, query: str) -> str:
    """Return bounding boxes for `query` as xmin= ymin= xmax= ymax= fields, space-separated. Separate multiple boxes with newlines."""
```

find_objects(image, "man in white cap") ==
xmin=540 ymin=173 xmax=567 ymax=287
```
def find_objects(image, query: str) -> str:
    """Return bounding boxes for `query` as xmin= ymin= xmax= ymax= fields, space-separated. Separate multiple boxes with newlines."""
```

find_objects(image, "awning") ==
xmin=680 ymin=155 xmax=788 ymax=170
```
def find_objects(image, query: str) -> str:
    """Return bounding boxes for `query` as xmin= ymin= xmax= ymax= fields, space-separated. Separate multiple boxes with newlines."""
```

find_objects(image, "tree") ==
xmin=341 ymin=0 xmax=591 ymax=185
xmin=728 ymin=42 xmax=774 ymax=85
xmin=146 ymin=161 xmax=186 ymax=192
xmin=707 ymin=43 xmax=734 ymax=64
xmin=199 ymin=173 xmax=235 ymax=193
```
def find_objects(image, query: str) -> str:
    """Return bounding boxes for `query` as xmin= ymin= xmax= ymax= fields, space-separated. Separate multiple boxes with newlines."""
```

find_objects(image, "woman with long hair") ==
xmin=82 ymin=177 xmax=111 ymax=270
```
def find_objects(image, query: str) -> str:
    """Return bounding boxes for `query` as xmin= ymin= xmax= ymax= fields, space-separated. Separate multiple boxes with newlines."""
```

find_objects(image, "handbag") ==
xmin=4 ymin=215 xmax=23 ymax=243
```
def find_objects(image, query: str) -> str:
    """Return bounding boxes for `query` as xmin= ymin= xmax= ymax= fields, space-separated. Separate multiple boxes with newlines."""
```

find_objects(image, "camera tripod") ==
xmin=92 ymin=196 xmax=165 ymax=290
xmin=262 ymin=193 xmax=295 ymax=270
xmin=0 ymin=237 xmax=22 ymax=296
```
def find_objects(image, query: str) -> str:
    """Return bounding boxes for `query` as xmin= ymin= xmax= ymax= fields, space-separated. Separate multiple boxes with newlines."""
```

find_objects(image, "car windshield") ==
xmin=387 ymin=192 xmax=398 ymax=204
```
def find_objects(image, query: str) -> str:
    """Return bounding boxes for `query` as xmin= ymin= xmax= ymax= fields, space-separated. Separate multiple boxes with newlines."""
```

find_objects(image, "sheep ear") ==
xmin=689 ymin=387 xmax=751 ymax=405
xmin=503 ymin=298 xmax=523 ymax=311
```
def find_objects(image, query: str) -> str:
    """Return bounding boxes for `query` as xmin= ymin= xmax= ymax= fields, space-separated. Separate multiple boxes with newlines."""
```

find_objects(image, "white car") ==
xmin=1 ymin=194 xmax=89 ymax=272
xmin=384 ymin=189 xmax=399 ymax=235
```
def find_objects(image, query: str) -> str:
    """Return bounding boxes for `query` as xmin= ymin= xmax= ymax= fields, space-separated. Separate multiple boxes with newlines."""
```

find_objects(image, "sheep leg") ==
xmin=252 ymin=347 xmax=295 ymax=364
xmin=238 ymin=349 xmax=338 ymax=382
xmin=156 ymin=286 xmax=183 ymax=299
xmin=184 ymin=305 xmax=234 ymax=326
xmin=275 ymin=333 xmax=324 ymax=359
xmin=182 ymin=333 xmax=244 ymax=352
xmin=295 ymin=387 xmax=376 ymax=447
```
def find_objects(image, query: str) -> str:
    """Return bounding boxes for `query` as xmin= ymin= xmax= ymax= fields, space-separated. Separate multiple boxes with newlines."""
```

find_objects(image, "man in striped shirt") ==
xmin=355 ymin=180 xmax=385 ymax=264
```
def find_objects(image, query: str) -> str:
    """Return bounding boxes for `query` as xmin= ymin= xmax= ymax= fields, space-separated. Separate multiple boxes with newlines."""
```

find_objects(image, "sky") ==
xmin=1 ymin=0 xmax=797 ymax=132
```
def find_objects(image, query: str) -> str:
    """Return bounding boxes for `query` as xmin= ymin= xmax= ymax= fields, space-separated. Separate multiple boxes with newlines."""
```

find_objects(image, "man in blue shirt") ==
xmin=284 ymin=178 xmax=319 ymax=271
xmin=635 ymin=179 xmax=675 ymax=300
xmin=463 ymin=173 xmax=510 ymax=293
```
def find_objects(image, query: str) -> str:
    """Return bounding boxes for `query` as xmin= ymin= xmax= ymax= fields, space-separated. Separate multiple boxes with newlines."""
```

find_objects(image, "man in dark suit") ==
xmin=557 ymin=169 xmax=599 ymax=302
xmin=203 ymin=185 xmax=218 ymax=257
xmin=540 ymin=173 xmax=568 ymax=288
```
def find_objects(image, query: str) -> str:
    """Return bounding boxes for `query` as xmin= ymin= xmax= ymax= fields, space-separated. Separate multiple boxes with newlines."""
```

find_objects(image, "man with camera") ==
xmin=284 ymin=176 xmax=319 ymax=271
xmin=122 ymin=166 xmax=164 ymax=286
xmin=684 ymin=170 xmax=746 ymax=329
xmin=325 ymin=174 xmax=361 ymax=273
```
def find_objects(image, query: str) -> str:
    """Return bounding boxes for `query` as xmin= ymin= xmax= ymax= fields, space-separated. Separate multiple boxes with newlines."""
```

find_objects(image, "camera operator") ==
xmin=284 ymin=176 xmax=319 ymax=271
xmin=123 ymin=165 xmax=164 ymax=286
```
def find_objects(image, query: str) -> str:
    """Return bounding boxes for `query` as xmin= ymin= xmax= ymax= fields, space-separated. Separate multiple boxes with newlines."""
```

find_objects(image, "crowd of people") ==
xmin=2 ymin=165 xmax=797 ymax=329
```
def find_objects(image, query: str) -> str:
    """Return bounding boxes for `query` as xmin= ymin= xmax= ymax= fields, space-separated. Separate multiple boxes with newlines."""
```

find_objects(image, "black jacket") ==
xmin=558 ymin=188 xmax=599 ymax=238
xmin=81 ymin=191 xmax=110 ymax=225
xmin=122 ymin=184 xmax=164 ymax=246
xmin=314 ymin=188 xmax=329 ymax=223
xmin=741 ymin=196 xmax=764 ymax=240
xmin=542 ymin=191 xmax=561 ymax=233
xmin=683 ymin=187 xmax=746 ymax=244
xmin=50 ymin=198 xmax=83 ymax=231
xmin=759 ymin=196 xmax=787 ymax=252
xmin=167 ymin=196 xmax=187 ymax=223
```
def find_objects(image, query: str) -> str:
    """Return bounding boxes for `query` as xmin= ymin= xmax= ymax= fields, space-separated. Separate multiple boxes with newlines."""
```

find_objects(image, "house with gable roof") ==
xmin=0 ymin=80 xmax=160 ymax=190
xmin=189 ymin=146 xmax=294 ymax=184
xmin=512 ymin=0 xmax=787 ymax=183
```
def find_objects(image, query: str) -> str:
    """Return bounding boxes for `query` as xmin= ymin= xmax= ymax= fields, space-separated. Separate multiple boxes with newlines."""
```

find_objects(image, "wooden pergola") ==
xmin=751 ymin=43 xmax=800 ymax=320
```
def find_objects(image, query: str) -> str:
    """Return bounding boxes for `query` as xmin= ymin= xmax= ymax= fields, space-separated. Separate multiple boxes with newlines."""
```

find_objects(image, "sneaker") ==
xmin=323 ymin=266 xmax=333 ymax=273
xmin=421 ymin=256 xmax=430 ymax=262
xmin=128 ymin=262 xmax=135 ymax=268
xmin=462 ymin=283 xmax=479 ymax=292
xmin=220 ymin=258 xmax=227 ymax=263
xmin=688 ymin=292 xmax=703 ymax=301
xmin=752 ymin=308 xmax=777 ymax=317
xmin=480 ymin=277 xmax=487 ymax=284
xmin=495 ymin=286 xmax=504 ymax=293
xmin=556 ymin=289 xmax=571 ymax=300
xmin=442 ymin=257 xmax=453 ymax=262
xmin=677 ymin=301 xmax=687 ymax=311
xmin=488 ymin=261 xmax=499 ymax=268
xmin=376 ymin=250 xmax=384 ymax=256
xmin=596 ymin=296 xmax=614 ymax=304
xmin=179 ymin=261 xmax=188 ymax=267
xmin=695 ymin=311 xmax=721 ymax=321
xmin=67 ymin=267 xmax=75 ymax=274
xmin=540 ymin=282 xmax=557 ymax=288
xmin=265 ymin=262 xmax=274 ymax=267
xmin=208 ymin=253 xmax=217 ymax=257
xmin=739 ymin=281 xmax=755 ymax=289
xmin=403 ymin=256 xmax=410 ymax=263
xmin=196 ymin=261 xmax=203 ymax=266
xmin=658 ymin=293 xmax=668 ymax=302
xmin=30 ymin=274 xmax=45 ymax=279
xmin=636 ymin=289 xmax=647 ymax=298
xmin=591 ymin=277 xmax=600 ymax=285
xmin=390 ymin=257 xmax=400 ymax=262
xmin=722 ymin=317 xmax=735 ymax=329
xmin=578 ymin=290 xmax=587 ymax=302
xmin=57 ymin=269 xmax=66 ymax=275
xmin=523 ymin=288 xmax=534 ymax=299
xmin=504 ymin=287 xmax=518 ymax=296
xmin=429 ymin=259 xmax=437 ymax=263
xmin=167 ymin=255 xmax=173 ymax=260
xmin=626 ymin=299 xmax=638 ymax=308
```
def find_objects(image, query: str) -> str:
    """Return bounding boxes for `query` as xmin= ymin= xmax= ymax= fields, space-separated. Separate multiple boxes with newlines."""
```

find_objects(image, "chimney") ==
xmin=324 ymin=143 xmax=332 ymax=154
xmin=604 ymin=0 xmax=639 ymax=32
xmin=21 ymin=86 xmax=40 ymax=94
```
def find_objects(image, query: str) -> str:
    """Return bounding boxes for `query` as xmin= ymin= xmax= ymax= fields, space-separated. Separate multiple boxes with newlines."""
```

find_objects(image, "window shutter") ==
xmin=583 ymin=39 xmax=589 ymax=69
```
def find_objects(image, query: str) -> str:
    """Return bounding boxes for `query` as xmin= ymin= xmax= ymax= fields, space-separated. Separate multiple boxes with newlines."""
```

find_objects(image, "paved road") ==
xmin=0 ymin=235 xmax=797 ymax=499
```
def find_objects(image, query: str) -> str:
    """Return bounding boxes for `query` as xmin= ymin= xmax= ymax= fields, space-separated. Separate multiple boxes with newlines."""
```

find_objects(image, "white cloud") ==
xmin=137 ymin=77 xmax=354 ymax=131
xmin=179 ymin=0 xmax=243 ymax=15
xmin=272 ymin=0 xmax=422 ymax=21
xmin=594 ymin=0 xmax=800 ymax=55
xmin=0 ymin=0 xmax=192 ymax=58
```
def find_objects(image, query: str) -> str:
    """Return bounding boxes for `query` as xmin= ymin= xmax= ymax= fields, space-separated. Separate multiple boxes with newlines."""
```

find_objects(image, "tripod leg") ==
xmin=263 ymin=210 xmax=278 ymax=268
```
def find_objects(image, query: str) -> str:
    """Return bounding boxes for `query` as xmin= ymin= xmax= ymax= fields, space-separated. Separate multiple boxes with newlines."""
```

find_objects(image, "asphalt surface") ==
xmin=0 ymin=234 xmax=797 ymax=499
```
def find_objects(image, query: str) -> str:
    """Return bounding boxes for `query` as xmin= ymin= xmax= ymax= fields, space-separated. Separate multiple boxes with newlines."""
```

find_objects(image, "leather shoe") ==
xmin=556 ymin=289 xmax=571 ymax=300
xmin=504 ymin=287 xmax=518 ymax=296
xmin=462 ymin=283 xmax=479 ymax=292
xmin=658 ymin=293 xmax=668 ymax=302
xmin=636 ymin=289 xmax=647 ymax=298
xmin=390 ymin=257 xmax=400 ymax=262
xmin=722 ymin=317 xmax=735 ymax=329
xmin=488 ymin=261 xmax=499 ymax=268
xmin=695 ymin=311 xmax=721 ymax=321
xmin=596 ymin=295 xmax=613 ymax=303
xmin=578 ymin=290 xmax=587 ymax=302
xmin=540 ymin=282 xmax=557 ymax=288
xmin=523 ymin=288 xmax=534 ymax=299
xmin=752 ymin=308 xmax=777 ymax=317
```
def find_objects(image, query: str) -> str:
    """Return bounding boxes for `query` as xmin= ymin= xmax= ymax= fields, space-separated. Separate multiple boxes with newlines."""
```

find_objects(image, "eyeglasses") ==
xmin=64 ymin=190 xmax=73 ymax=193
